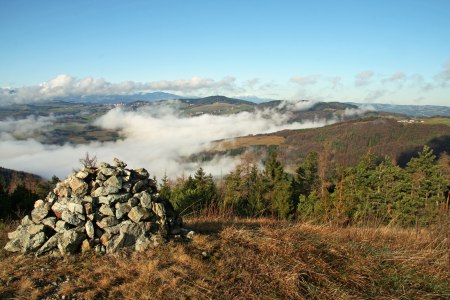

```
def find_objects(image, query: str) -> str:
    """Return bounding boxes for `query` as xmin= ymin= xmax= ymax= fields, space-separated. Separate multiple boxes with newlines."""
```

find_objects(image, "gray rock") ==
xmin=152 ymin=202 xmax=166 ymax=219
xmin=68 ymin=202 xmax=84 ymax=215
xmin=82 ymin=196 xmax=94 ymax=203
xmin=34 ymin=199 xmax=45 ymax=208
xmin=68 ymin=177 xmax=88 ymax=196
xmin=55 ymin=220 xmax=71 ymax=233
xmin=99 ymin=204 xmax=115 ymax=217
xmin=105 ymin=233 xmax=125 ymax=253
xmin=120 ymin=222 xmax=145 ymax=246
xmin=61 ymin=211 xmax=85 ymax=226
xmin=128 ymin=207 xmax=151 ymax=223
xmin=122 ymin=182 xmax=132 ymax=192
xmin=104 ymin=176 xmax=122 ymax=190
xmin=135 ymin=235 xmax=152 ymax=251
xmin=27 ymin=224 xmax=45 ymax=235
xmin=75 ymin=170 xmax=89 ymax=179
xmin=31 ymin=206 xmax=49 ymax=223
xmin=139 ymin=191 xmax=152 ymax=208
xmin=54 ymin=182 xmax=71 ymax=197
xmin=128 ymin=197 xmax=140 ymax=207
xmin=99 ymin=193 xmax=130 ymax=205
xmin=46 ymin=192 xmax=58 ymax=203
xmin=36 ymin=233 xmax=62 ymax=256
xmin=4 ymin=238 xmax=22 ymax=252
xmin=113 ymin=158 xmax=127 ymax=168
xmin=132 ymin=179 xmax=148 ymax=193
xmin=51 ymin=201 xmax=68 ymax=219
xmin=99 ymin=167 xmax=116 ymax=176
xmin=96 ymin=173 xmax=107 ymax=181
xmin=85 ymin=220 xmax=95 ymax=239
xmin=96 ymin=216 xmax=119 ymax=228
xmin=84 ymin=203 xmax=93 ymax=215
xmin=103 ymin=224 xmax=120 ymax=235
xmin=21 ymin=215 xmax=34 ymax=226
xmin=115 ymin=202 xmax=131 ymax=219
xmin=42 ymin=217 xmax=57 ymax=229
xmin=134 ymin=168 xmax=149 ymax=179
xmin=58 ymin=228 xmax=86 ymax=255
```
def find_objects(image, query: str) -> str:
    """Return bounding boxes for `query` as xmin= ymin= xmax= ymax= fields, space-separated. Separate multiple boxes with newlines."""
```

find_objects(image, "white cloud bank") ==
xmin=0 ymin=101 xmax=341 ymax=180
xmin=0 ymin=75 xmax=243 ymax=105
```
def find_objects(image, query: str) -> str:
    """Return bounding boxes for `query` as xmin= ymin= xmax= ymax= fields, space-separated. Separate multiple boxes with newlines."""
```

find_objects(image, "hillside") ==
xmin=0 ymin=167 xmax=46 ymax=194
xmin=1 ymin=218 xmax=448 ymax=299
xmin=210 ymin=117 xmax=450 ymax=170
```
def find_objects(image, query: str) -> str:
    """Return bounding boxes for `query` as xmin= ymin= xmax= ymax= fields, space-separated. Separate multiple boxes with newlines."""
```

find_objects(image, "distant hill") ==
xmin=0 ymin=167 xmax=47 ymax=194
xmin=209 ymin=117 xmax=450 ymax=172
xmin=352 ymin=103 xmax=450 ymax=117
xmin=180 ymin=95 xmax=255 ymax=106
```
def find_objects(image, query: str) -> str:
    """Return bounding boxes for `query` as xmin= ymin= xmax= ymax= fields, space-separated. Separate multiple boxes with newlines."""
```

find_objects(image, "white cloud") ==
xmin=290 ymin=75 xmax=320 ymax=86
xmin=355 ymin=70 xmax=375 ymax=86
xmin=0 ymin=75 xmax=243 ymax=105
xmin=0 ymin=101 xmax=338 ymax=180
xmin=383 ymin=71 xmax=406 ymax=83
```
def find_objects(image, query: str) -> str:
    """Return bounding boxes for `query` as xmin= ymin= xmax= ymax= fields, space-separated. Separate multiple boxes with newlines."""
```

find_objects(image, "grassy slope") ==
xmin=1 ymin=218 xmax=449 ymax=299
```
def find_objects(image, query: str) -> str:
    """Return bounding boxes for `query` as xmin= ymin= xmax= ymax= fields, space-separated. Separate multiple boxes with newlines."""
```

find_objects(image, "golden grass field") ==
xmin=1 ymin=218 xmax=449 ymax=299
xmin=212 ymin=135 xmax=286 ymax=151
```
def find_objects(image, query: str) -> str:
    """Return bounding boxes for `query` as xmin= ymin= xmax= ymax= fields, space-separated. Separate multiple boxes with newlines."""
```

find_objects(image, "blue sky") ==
xmin=1 ymin=0 xmax=449 ymax=105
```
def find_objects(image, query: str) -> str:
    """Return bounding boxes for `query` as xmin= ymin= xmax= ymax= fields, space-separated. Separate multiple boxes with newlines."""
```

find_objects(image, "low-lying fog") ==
xmin=0 ymin=101 xmax=368 ymax=180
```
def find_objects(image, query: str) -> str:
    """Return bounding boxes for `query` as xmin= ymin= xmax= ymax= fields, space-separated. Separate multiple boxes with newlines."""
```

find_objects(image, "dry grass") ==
xmin=1 ymin=217 xmax=449 ymax=299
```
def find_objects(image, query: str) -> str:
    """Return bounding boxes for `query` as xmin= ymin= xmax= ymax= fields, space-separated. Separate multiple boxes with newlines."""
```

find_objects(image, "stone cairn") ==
xmin=4 ymin=158 xmax=185 ymax=256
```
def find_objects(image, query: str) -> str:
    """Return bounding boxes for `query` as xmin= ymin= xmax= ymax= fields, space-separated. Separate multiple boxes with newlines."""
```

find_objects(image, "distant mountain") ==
xmin=238 ymin=96 xmax=276 ymax=103
xmin=59 ymin=92 xmax=186 ymax=104
xmin=180 ymin=95 xmax=255 ymax=106
xmin=352 ymin=103 xmax=450 ymax=117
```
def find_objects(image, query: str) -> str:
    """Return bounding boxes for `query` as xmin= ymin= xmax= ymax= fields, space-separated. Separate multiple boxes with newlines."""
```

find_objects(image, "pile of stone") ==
xmin=4 ymin=158 xmax=184 ymax=256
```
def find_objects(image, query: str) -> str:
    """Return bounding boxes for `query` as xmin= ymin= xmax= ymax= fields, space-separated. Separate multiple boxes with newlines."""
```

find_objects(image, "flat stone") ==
xmin=134 ymin=168 xmax=149 ymax=179
xmin=106 ymin=233 xmax=126 ymax=253
xmin=31 ymin=207 xmax=49 ymax=223
xmin=152 ymin=202 xmax=166 ymax=219
xmin=36 ymin=233 xmax=62 ymax=256
xmin=99 ymin=204 xmax=115 ymax=217
xmin=99 ymin=167 xmax=116 ymax=176
xmin=135 ymin=235 xmax=152 ymax=252
xmin=61 ymin=211 xmax=85 ymax=226
xmin=42 ymin=217 xmax=57 ymax=229
xmin=113 ymin=158 xmax=127 ymax=168
xmin=54 ymin=182 xmax=71 ymax=197
xmin=104 ymin=175 xmax=122 ymax=190
xmin=27 ymin=224 xmax=45 ymax=235
xmin=68 ymin=177 xmax=89 ymax=196
xmin=68 ymin=202 xmax=84 ymax=215
xmin=21 ymin=215 xmax=34 ymax=226
xmin=58 ymin=228 xmax=86 ymax=255
xmin=132 ymin=179 xmax=148 ymax=193
xmin=128 ymin=207 xmax=151 ymax=223
xmin=51 ymin=202 xmax=68 ymax=219
xmin=75 ymin=170 xmax=89 ymax=179
xmin=55 ymin=220 xmax=71 ymax=233
xmin=139 ymin=191 xmax=152 ymax=208
xmin=99 ymin=193 xmax=130 ymax=205
xmin=115 ymin=202 xmax=131 ymax=219
xmin=96 ymin=216 xmax=119 ymax=229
